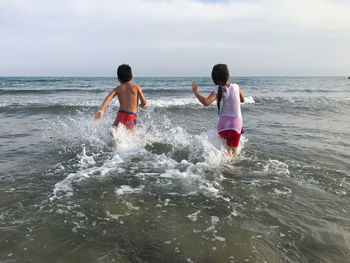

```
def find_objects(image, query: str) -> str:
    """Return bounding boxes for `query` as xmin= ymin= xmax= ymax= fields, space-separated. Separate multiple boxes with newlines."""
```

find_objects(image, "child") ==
xmin=192 ymin=64 xmax=244 ymax=161
xmin=93 ymin=64 xmax=147 ymax=130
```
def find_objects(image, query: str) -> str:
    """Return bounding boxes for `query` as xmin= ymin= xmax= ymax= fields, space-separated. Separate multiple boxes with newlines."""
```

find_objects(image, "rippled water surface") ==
xmin=1 ymin=77 xmax=350 ymax=262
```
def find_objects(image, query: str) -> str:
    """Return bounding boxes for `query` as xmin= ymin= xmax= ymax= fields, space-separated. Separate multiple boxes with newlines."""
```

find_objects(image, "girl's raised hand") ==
xmin=192 ymin=81 xmax=198 ymax=93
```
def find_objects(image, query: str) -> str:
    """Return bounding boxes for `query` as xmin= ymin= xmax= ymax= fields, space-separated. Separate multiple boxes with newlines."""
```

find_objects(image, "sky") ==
xmin=0 ymin=0 xmax=349 ymax=76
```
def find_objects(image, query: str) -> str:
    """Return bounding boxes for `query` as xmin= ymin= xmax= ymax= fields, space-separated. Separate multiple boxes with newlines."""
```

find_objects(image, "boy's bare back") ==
xmin=116 ymin=82 xmax=145 ymax=114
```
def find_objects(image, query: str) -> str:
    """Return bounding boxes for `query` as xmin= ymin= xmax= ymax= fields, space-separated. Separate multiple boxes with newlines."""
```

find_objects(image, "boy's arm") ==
xmin=93 ymin=88 xmax=118 ymax=120
xmin=239 ymin=86 xmax=245 ymax=103
xmin=192 ymin=82 xmax=217 ymax=106
xmin=138 ymin=85 xmax=147 ymax=109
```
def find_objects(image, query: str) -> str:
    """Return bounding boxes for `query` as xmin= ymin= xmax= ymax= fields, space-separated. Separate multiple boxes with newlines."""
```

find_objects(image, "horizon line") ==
xmin=0 ymin=75 xmax=348 ymax=78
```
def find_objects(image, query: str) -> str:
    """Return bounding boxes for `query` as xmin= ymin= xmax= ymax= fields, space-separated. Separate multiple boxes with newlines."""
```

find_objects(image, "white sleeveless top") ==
xmin=212 ymin=83 xmax=243 ymax=133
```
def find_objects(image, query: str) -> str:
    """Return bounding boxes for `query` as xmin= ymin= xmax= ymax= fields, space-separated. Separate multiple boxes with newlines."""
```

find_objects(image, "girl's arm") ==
xmin=239 ymin=86 xmax=245 ymax=103
xmin=93 ymin=88 xmax=118 ymax=120
xmin=192 ymin=82 xmax=217 ymax=106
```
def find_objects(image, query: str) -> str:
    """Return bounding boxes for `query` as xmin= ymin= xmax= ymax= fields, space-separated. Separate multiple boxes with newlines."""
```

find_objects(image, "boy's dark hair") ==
xmin=211 ymin=64 xmax=229 ymax=114
xmin=117 ymin=64 xmax=132 ymax=82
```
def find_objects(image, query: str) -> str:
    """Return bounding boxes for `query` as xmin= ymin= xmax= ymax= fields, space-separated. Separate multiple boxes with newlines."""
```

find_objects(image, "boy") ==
xmin=93 ymin=64 xmax=146 ymax=130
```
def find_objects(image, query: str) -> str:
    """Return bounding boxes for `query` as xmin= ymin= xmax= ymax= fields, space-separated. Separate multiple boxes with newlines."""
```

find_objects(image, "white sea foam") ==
xmin=149 ymin=96 xmax=255 ymax=108
xmin=160 ymin=169 xmax=189 ymax=179
xmin=121 ymin=200 xmax=140 ymax=211
xmin=51 ymin=152 xmax=124 ymax=200
xmin=77 ymin=147 xmax=96 ymax=168
xmin=148 ymin=98 xmax=199 ymax=108
xmin=243 ymin=96 xmax=255 ymax=104
xmin=115 ymin=185 xmax=145 ymax=196
xmin=273 ymin=187 xmax=292 ymax=196
xmin=262 ymin=159 xmax=290 ymax=176
xmin=187 ymin=210 xmax=201 ymax=222
xmin=204 ymin=216 xmax=220 ymax=232
xmin=0 ymin=99 xmax=103 ymax=108
xmin=106 ymin=210 xmax=124 ymax=220
xmin=51 ymin=127 xmax=144 ymax=200
xmin=0 ymin=97 xmax=201 ymax=108
xmin=1 ymin=94 xmax=255 ymax=109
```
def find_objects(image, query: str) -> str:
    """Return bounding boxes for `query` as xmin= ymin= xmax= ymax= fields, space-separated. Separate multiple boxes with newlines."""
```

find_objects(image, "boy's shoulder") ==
xmin=129 ymin=82 xmax=141 ymax=88
xmin=128 ymin=82 xmax=142 ymax=92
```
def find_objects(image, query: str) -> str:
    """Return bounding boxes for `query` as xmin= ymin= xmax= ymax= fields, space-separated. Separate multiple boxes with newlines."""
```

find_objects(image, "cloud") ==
xmin=0 ymin=0 xmax=349 ymax=76
xmin=269 ymin=0 xmax=350 ymax=31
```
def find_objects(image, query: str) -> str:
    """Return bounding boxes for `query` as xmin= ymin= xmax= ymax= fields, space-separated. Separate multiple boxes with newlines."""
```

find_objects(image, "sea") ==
xmin=0 ymin=76 xmax=349 ymax=263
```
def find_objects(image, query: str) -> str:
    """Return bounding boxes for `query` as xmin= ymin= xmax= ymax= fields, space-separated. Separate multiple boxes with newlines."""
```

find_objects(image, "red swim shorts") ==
xmin=113 ymin=110 xmax=137 ymax=129
xmin=219 ymin=130 xmax=241 ymax=148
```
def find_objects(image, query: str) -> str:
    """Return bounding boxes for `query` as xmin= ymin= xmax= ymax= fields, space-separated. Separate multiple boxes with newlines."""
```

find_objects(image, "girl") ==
xmin=192 ymin=64 xmax=244 ymax=161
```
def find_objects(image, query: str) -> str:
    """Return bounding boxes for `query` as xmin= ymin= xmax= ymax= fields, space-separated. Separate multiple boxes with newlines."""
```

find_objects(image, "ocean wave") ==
xmin=143 ymin=88 xmax=193 ymax=94
xmin=0 ymin=98 xmax=199 ymax=109
xmin=0 ymin=102 xmax=100 ymax=109
xmin=250 ymin=95 xmax=346 ymax=106
xmin=0 ymin=78 xmax=68 ymax=83
xmin=149 ymin=96 xmax=256 ymax=107
xmin=0 ymin=88 xmax=107 ymax=95
xmin=148 ymin=98 xmax=200 ymax=107
xmin=0 ymin=88 xmax=202 ymax=96
xmin=0 ymin=95 xmax=257 ymax=112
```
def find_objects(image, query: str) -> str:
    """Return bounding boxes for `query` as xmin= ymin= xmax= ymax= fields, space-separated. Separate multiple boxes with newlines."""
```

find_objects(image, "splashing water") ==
xmin=50 ymin=107 xmax=247 ymax=202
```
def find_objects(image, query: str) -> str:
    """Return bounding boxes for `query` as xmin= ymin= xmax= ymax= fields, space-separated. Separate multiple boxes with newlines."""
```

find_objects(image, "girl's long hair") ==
xmin=211 ymin=64 xmax=229 ymax=114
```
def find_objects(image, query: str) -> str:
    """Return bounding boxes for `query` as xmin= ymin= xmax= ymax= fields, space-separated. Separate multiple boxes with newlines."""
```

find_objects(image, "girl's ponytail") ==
xmin=217 ymin=82 xmax=223 ymax=114
xmin=211 ymin=64 xmax=229 ymax=114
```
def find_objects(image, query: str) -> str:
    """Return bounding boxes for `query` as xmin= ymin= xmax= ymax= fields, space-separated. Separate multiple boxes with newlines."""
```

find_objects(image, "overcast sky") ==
xmin=0 ymin=0 xmax=349 ymax=76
